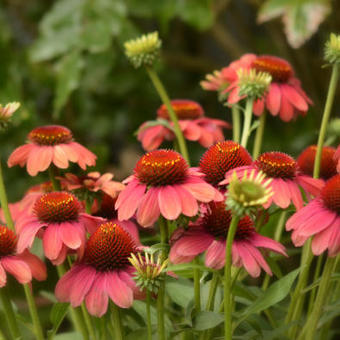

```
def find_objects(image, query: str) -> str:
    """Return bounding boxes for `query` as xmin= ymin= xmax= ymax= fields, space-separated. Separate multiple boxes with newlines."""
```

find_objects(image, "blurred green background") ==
xmin=1 ymin=0 xmax=340 ymax=201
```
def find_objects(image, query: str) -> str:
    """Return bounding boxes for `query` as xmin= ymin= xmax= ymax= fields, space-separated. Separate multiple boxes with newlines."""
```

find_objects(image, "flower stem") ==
xmin=193 ymin=257 xmax=201 ymax=312
xmin=111 ymin=304 xmax=123 ymax=340
xmin=252 ymin=111 xmax=266 ymax=159
xmin=231 ymin=105 xmax=241 ymax=143
xmin=146 ymin=290 xmax=152 ymax=340
xmin=81 ymin=303 xmax=97 ymax=340
xmin=224 ymin=214 xmax=240 ymax=340
xmin=0 ymin=160 xmax=15 ymax=231
xmin=313 ymin=64 xmax=339 ymax=178
xmin=307 ymin=254 xmax=324 ymax=316
xmin=48 ymin=166 xmax=61 ymax=191
xmin=298 ymin=256 xmax=337 ymax=340
xmin=0 ymin=288 xmax=21 ymax=340
xmin=240 ymin=98 xmax=254 ymax=148
xmin=145 ymin=66 xmax=189 ymax=163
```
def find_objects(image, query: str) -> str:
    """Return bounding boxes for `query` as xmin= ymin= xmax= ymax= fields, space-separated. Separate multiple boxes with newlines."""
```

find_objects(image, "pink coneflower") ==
xmin=16 ymin=192 xmax=102 ymax=265
xmin=115 ymin=150 xmax=223 ymax=227
xmin=60 ymin=172 xmax=125 ymax=198
xmin=137 ymin=100 xmax=230 ymax=151
xmin=0 ymin=225 xmax=46 ymax=287
xmin=333 ymin=145 xmax=340 ymax=173
xmin=202 ymin=54 xmax=312 ymax=122
xmin=199 ymin=140 xmax=252 ymax=186
xmin=297 ymin=145 xmax=337 ymax=180
xmin=169 ymin=202 xmax=286 ymax=277
xmin=55 ymin=222 xmax=141 ymax=316
xmin=287 ymin=174 xmax=340 ymax=256
xmin=8 ymin=125 xmax=97 ymax=176
xmin=220 ymin=151 xmax=324 ymax=210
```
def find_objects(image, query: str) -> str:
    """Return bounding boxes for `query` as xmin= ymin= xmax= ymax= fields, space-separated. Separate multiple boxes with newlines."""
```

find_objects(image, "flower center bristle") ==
xmin=0 ymin=226 xmax=17 ymax=257
xmin=321 ymin=175 xmax=340 ymax=213
xmin=297 ymin=145 xmax=337 ymax=180
xmin=135 ymin=150 xmax=189 ymax=186
xmin=251 ymin=56 xmax=293 ymax=83
xmin=34 ymin=192 xmax=81 ymax=223
xmin=157 ymin=100 xmax=204 ymax=120
xmin=202 ymin=202 xmax=255 ymax=239
xmin=255 ymin=152 xmax=297 ymax=178
xmin=84 ymin=222 xmax=136 ymax=271
xmin=199 ymin=141 xmax=252 ymax=186
xmin=95 ymin=194 xmax=117 ymax=220
xmin=28 ymin=125 xmax=73 ymax=145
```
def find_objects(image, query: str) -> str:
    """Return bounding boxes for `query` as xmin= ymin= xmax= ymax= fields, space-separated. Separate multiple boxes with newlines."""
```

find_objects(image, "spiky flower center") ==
xmin=157 ymin=100 xmax=204 ymax=120
xmin=28 ymin=125 xmax=73 ymax=145
xmin=0 ymin=226 xmax=17 ymax=258
xmin=255 ymin=152 xmax=297 ymax=178
xmin=199 ymin=141 xmax=252 ymax=186
xmin=34 ymin=192 xmax=81 ymax=223
xmin=135 ymin=150 xmax=189 ymax=186
xmin=84 ymin=222 xmax=136 ymax=271
xmin=321 ymin=175 xmax=340 ymax=213
xmin=95 ymin=194 xmax=117 ymax=220
xmin=297 ymin=145 xmax=337 ymax=180
xmin=202 ymin=202 xmax=255 ymax=240
xmin=252 ymin=56 xmax=293 ymax=83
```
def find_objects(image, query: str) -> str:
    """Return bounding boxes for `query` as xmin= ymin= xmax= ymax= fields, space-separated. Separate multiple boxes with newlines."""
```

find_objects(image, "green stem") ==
xmin=48 ymin=166 xmax=61 ymax=191
xmin=231 ymin=105 xmax=241 ymax=143
xmin=0 ymin=288 xmax=21 ymax=340
xmin=307 ymin=254 xmax=324 ymax=316
xmin=240 ymin=98 xmax=254 ymax=148
xmin=299 ymin=256 xmax=337 ymax=340
xmin=145 ymin=66 xmax=189 ymax=163
xmin=252 ymin=111 xmax=266 ymax=159
xmin=56 ymin=265 xmax=89 ymax=340
xmin=0 ymin=160 xmax=15 ymax=230
xmin=313 ymin=64 xmax=339 ymax=178
xmin=224 ymin=214 xmax=240 ymax=340
xmin=146 ymin=290 xmax=152 ymax=340
xmin=111 ymin=304 xmax=123 ymax=340
xmin=193 ymin=257 xmax=201 ymax=312
xmin=23 ymin=285 xmax=44 ymax=340
xmin=81 ymin=303 xmax=97 ymax=340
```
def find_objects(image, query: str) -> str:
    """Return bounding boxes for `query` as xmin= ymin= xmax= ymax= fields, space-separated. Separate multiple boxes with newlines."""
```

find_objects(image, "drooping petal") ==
xmin=136 ymin=187 xmax=160 ymax=227
xmin=52 ymin=145 xmax=70 ymax=169
xmin=205 ymin=240 xmax=225 ymax=270
xmin=233 ymin=241 xmax=261 ymax=278
xmin=85 ymin=273 xmax=109 ymax=317
xmin=27 ymin=147 xmax=47 ymax=176
xmin=281 ymin=84 xmax=308 ymax=112
xmin=158 ymin=186 xmax=182 ymax=220
xmin=271 ymin=179 xmax=291 ymax=209
xmin=43 ymin=223 xmax=63 ymax=261
xmin=266 ymin=83 xmax=281 ymax=116
xmin=173 ymin=185 xmax=198 ymax=217
xmin=279 ymin=93 xmax=294 ymax=122
xmin=17 ymin=222 xmax=43 ymax=253
xmin=250 ymin=234 xmax=286 ymax=256
xmin=59 ymin=222 xmax=83 ymax=250
xmin=1 ymin=257 xmax=32 ymax=284
xmin=0 ymin=263 xmax=7 ymax=287
xmin=16 ymin=250 xmax=47 ymax=281
xmin=106 ymin=271 xmax=133 ymax=308
xmin=8 ymin=144 xmax=33 ymax=167
xmin=182 ymin=179 xmax=216 ymax=203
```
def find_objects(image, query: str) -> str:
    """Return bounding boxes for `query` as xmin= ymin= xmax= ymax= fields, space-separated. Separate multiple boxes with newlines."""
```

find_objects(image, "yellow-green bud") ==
xmin=237 ymin=69 xmax=272 ymax=99
xmin=324 ymin=33 xmax=340 ymax=64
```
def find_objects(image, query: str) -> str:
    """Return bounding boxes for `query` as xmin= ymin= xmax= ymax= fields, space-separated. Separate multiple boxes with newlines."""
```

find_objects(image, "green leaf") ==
xmin=241 ymin=268 xmax=300 ymax=318
xmin=53 ymin=50 xmax=84 ymax=119
xmin=47 ymin=303 xmax=69 ymax=340
xmin=192 ymin=311 xmax=224 ymax=331
xmin=166 ymin=277 xmax=194 ymax=308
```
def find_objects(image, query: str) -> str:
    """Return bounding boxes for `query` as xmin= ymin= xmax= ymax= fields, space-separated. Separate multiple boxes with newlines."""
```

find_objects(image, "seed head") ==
xmin=237 ymin=69 xmax=272 ymax=99
xmin=324 ymin=33 xmax=340 ymax=64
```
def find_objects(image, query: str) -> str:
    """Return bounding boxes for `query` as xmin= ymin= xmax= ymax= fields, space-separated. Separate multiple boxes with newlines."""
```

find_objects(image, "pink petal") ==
xmin=59 ymin=143 xmax=79 ymax=163
xmin=286 ymin=180 xmax=303 ymax=210
xmin=43 ymin=223 xmax=63 ymax=261
xmin=85 ymin=273 xmax=109 ymax=317
xmin=1 ymin=257 xmax=32 ymax=284
xmin=253 ymin=98 xmax=264 ymax=116
xmin=198 ymin=128 xmax=214 ymax=148
xmin=182 ymin=180 xmax=216 ymax=203
xmin=182 ymin=122 xmax=201 ymax=141
xmin=243 ymin=242 xmax=272 ymax=276
xmin=279 ymin=94 xmax=294 ymax=122
xmin=233 ymin=242 xmax=261 ymax=278
xmin=52 ymin=145 xmax=70 ymax=169
xmin=27 ymin=146 xmax=47 ymax=176
xmin=139 ymin=125 xmax=166 ymax=151
xmin=0 ymin=263 xmax=6 ymax=287
xmin=250 ymin=234 xmax=286 ymax=256
xmin=59 ymin=222 xmax=83 ymax=250
xmin=173 ymin=185 xmax=198 ymax=217
xmin=266 ymin=83 xmax=281 ymax=116
xmin=158 ymin=186 xmax=182 ymax=220
xmin=106 ymin=271 xmax=133 ymax=308
xmin=80 ymin=214 xmax=105 ymax=234
xmin=311 ymin=223 xmax=337 ymax=255
xmin=16 ymin=250 xmax=47 ymax=281
xmin=17 ymin=222 xmax=43 ymax=253
xmin=7 ymin=144 xmax=33 ymax=167
xmin=296 ymin=175 xmax=324 ymax=197
xmin=281 ymin=84 xmax=308 ymax=112
xmin=205 ymin=240 xmax=225 ymax=269
xmin=271 ymin=179 xmax=291 ymax=209
xmin=136 ymin=187 xmax=160 ymax=227
xmin=69 ymin=143 xmax=97 ymax=169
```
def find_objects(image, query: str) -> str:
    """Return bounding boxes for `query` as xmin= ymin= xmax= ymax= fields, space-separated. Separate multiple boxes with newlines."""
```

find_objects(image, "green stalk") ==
xmin=48 ymin=166 xmax=61 ymax=191
xmin=307 ymin=254 xmax=324 ymax=316
xmin=0 ymin=160 xmax=14 ymax=230
xmin=231 ymin=105 xmax=241 ymax=143
xmin=313 ymin=64 xmax=339 ymax=178
xmin=111 ymin=304 xmax=123 ymax=340
xmin=252 ymin=111 xmax=266 ymax=159
xmin=193 ymin=257 xmax=201 ymax=312
xmin=298 ymin=256 xmax=337 ymax=340
xmin=0 ymin=288 xmax=21 ymax=340
xmin=240 ymin=98 xmax=254 ymax=148
xmin=145 ymin=66 xmax=189 ymax=162
xmin=224 ymin=214 xmax=240 ymax=340
xmin=146 ymin=290 xmax=152 ymax=340
xmin=81 ymin=303 xmax=97 ymax=340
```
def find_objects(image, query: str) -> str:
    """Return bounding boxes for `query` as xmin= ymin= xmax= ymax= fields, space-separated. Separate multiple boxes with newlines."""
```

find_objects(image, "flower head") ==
xmin=55 ymin=222 xmax=141 ymax=316
xmin=0 ymin=225 xmax=46 ymax=287
xmin=324 ymin=33 xmax=340 ymax=64
xmin=226 ymin=170 xmax=273 ymax=216
xmin=8 ymin=125 xmax=97 ymax=176
xmin=116 ymin=149 xmax=223 ymax=227
xmin=0 ymin=102 xmax=20 ymax=129
xmin=169 ymin=201 xmax=286 ymax=277
xmin=237 ymin=69 xmax=272 ymax=99
xmin=124 ymin=32 xmax=162 ymax=68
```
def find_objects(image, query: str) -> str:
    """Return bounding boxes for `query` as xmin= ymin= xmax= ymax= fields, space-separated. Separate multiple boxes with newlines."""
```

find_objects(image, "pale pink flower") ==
xmin=16 ymin=192 xmax=102 ymax=265
xmin=0 ymin=225 xmax=46 ymax=287
xmin=202 ymin=54 xmax=312 ymax=122
xmin=220 ymin=151 xmax=324 ymax=210
xmin=115 ymin=150 xmax=223 ymax=227
xmin=286 ymin=174 xmax=340 ymax=257
xmin=137 ymin=100 xmax=230 ymax=151
xmin=169 ymin=202 xmax=286 ymax=277
xmin=55 ymin=222 xmax=141 ymax=316
xmin=8 ymin=125 xmax=97 ymax=176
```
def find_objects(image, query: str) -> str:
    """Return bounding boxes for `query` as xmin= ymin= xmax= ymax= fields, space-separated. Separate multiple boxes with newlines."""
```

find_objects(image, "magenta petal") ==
xmin=266 ymin=83 xmax=281 ymax=116
xmin=136 ymin=187 xmax=160 ymax=227
xmin=1 ymin=257 xmax=32 ymax=284
xmin=286 ymin=180 xmax=303 ymax=210
xmin=43 ymin=223 xmax=63 ymax=261
xmin=205 ymin=240 xmax=225 ymax=270
xmin=311 ymin=223 xmax=336 ymax=256
xmin=106 ymin=271 xmax=133 ymax=308
xmin=85 ymin=273 xmax=109 ymax=317
xmin=158 ymin=186 xmax=181 ymax=220
xmin=243 ymin=242 xmax=272 ymax=276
